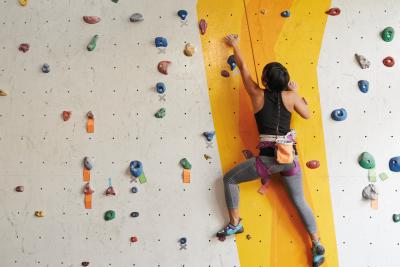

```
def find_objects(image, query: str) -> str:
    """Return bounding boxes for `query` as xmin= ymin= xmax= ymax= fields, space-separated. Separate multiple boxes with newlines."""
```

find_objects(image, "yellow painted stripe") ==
xmin=197 ymin=0 xmax=338 ymax=266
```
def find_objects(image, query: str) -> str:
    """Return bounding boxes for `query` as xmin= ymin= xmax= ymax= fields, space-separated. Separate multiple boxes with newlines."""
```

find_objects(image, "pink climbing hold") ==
xmin=62 ymin=111 xmax=71 ymax=121
xmin=83 ymin=16 xmax=101 ymax=24
xmin=221 ymin=70 xmax=230 ymax=78
xmin=199 ymin=19 xmax=207 ymax=35
xmin=306 ymin=160 xmax=320 ymax=169
xmin=325 ymin=8 xmax=341 ymax=16
xmin=19 ymin=43 xmax=30 ymax=53
xmin=158 ymin=61 xmax=171 ymax=75
xmin=383 ymin=56 xmax=395 ymax=67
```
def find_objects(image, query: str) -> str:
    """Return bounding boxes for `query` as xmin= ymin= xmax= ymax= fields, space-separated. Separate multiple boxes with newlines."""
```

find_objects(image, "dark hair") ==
xmin=261 ymin=62 xmax=290 ymax=92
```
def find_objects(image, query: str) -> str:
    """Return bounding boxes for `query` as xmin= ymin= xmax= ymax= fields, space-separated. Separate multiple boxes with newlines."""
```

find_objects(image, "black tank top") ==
xmin=254 ymin=90 xmax=291 ymax=135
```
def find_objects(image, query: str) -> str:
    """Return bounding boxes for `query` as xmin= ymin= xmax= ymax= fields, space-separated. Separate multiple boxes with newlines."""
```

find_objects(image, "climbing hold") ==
xmin=180 ymin=158 xmax=192 ymax=170
xmin=221 ymin=70 xmax=230 ymax=78
xmin=203 ymin=131 xmax=215 ymax=142
xmin=325 ymin=8 xmax=341 ymax=16
xmin=19 ymin=43 xmax=30 ymax=53
xmin=177 ymin=10 xmax=188 ymax=20
xmin=156 ymin=82 xmax=166 ymax=94
xmin=130 ymin=212 xmax=139 ymax=217
xmin=179 ymin=237 xmax=187 ymax=249
xmin=35 ymin=211 xmax=45 ymax=217
xmin=379 ymin=172 xmax=389 ymax=181
xmin=105 ymin=186 xmax=116 ymax=196
xmin=83 ymin=16 xmax=101 ymax=24
xmin=19 ymin=0 xmax=27 ymax=6
xmin=355 ymin=54 xmax=370 ymax=69
xmin=358 ymin=80 xmax=369 ymax=93
xmin=42 ymin=63 xmax=50 ymax=73
xmin=389 ymin=156 xmax=400 ymax=172
xmin=104 ymin=210 xmax=115 ymax=221
xmin=81 ymin=262 xmax=90 ymax=267
xmin=199 ymin=19 xmax=207 ymax=35
xmin=204 ymin=154 xmax=212 ymax=160
xmin=62 ymin=111 xmax=71 ymax=121
xmin=84 ymin=157 xmax=94 ymax=170
xmin=383 ymin=56 xmax=395 ymax=67
xmin=0 ymin=90 xmax=8 ymax=96
xmin=131 ymin=186 xmax=138 ymax=193
xmin=184 ymin=43 xmax=195 ymax=57
xmin=130 ymin=236 xmax=138 ymax=243
xmin=83 ymin=183 xmax=94 ymax=195
xmin=155 ymin=37 xmax=168 ymax=48
xmin=87 ymin=35 xmax=98 ymax=51
xmin=130 ymin=13 xmax=144 ymax=22
xmin=393 ymin=214 xmax=400 ymax=223
xmin=362 ymin=184 xmax=378 ymax=200
xmin=111 ymin=0 xmax=118 ymax=3
xmin=15 ymin=186 xmax=24 ymax=192
xmin=227 ymin=55 xmax=237 ymax=71
xmin=306 ymin=160 xmax=320 ymax=169
xmin=331 ymin=108 xmax=347 ymax=121
xmin=381 ymin=27 xmax=394 ymax=42
xmin=154 ymin=108 xmax=166 ymax=118
xmin=281 ymin=10 xmax=290 ymax=17
xmin=359 ymin=152 xmax=375 ymax=169
xmin=130 ymin=161 xmax=143 ymax=177
xmin=260 ymin=9 xmax=266 ymax=15
xmin=87 ymin=111 xmax=94 ymax=119
xmin=242 ymin=150 xmax=254 ymax=159
xmin=158 ymin=61 xmax=171 ymax=75
xmin=246 ymin=234 xmax=252 ymax=240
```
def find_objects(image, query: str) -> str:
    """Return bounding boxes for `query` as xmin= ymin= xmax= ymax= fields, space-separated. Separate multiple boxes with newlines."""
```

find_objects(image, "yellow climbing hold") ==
xmin=0 ymin=90 xmax=8 ymax=96
xmin=35 ymin=211 xmax=45 ymax=217
xmin=19 ymin=0 xmax=28 ymax=6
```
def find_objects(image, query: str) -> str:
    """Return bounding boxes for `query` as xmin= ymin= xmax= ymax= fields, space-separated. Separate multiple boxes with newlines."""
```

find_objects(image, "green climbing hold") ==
xmin=358 ymin=152 xmax=375 ymax=169
xmin=393 ymin=214 xmax=400 ymax=223
xmin=87 ymin=35 xmax=99 ymax=51
xmin=381 ymin=27 xmax=394 ymax=42
xmin=104 ymin=210 xmax=115 ymax=221
xmin=111 ymin=0 xmax=118 ymax=3
xmin=180 ymin=158 xmax=192 ymax=170
xmin=155 ymin=108 xmax=166 ymax=118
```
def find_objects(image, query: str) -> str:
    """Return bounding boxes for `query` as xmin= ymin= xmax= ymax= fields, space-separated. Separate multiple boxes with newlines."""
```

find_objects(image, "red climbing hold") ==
xmin=158 ymin=61 xmax=171 ymax=75
xmin=15 ymin=186 xmax=24 ymax=192
xmin=130 ymin=236 xmax=138 ymax=243
xmin=83 ymin=16 xmax=101 ymax=24
xmin=383 ymin=56 xmax=395 ymax=67
xmin=62 ymin=111 xmax=71 ymax=121
xmin=199 ymin=19 xmax=207 ymax=35
xmin=306 ymin=160 xmax=320 ymax=169
xmin=87 ymin=111 xmax=94 ymax=119
xmin=221 ymin=70 xmax=230 ymax=78
xmin=19 ymin=43 xmax=30 ymax=53
xmin=81 ymin=262 xmax=90 ymax=266
xmin=325 ymin=8 xmax=341 ymax=16
xmin=105 ymin=186 xmax=116 ymax=196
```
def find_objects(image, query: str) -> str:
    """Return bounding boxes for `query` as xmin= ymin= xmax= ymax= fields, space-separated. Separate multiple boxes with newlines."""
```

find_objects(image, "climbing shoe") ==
xmin=216 ymin=219 xmax=244 ymax=240
xmin=312 ymin=240 xmax=325 ymax=267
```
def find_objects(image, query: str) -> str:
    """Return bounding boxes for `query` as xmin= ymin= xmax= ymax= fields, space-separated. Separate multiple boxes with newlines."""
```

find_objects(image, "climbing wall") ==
xmin=319 ymin=0 xmax=400 ymax=266
xmin=0 ymin=0 xmax=241 ymax=266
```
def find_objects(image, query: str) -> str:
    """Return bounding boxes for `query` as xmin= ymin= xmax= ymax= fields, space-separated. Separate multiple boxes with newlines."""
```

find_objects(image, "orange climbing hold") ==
xmin=62 ymin=111 xmax=71 ymax=121
xmin=86 ymin=111 xmax=94 ymax=133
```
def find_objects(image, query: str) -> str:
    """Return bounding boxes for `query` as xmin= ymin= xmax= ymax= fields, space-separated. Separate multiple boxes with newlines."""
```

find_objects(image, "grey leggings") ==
xmin=223 ymin=156 xmax=317 ymax=234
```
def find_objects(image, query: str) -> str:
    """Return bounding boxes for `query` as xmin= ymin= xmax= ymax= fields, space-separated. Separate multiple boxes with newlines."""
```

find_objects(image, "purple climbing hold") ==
xmin=221 ymin=70 xmax=230 ymax=78
xmin=199 ymin=19 xmax=207 ymax=35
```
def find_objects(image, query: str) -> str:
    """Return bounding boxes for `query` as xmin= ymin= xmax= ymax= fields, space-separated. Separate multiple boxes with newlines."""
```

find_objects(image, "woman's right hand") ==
xmin=224 ymin=34 xmax=239 ymax=47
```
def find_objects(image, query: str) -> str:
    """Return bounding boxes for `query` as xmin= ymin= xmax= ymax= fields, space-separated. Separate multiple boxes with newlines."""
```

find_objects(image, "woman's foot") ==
xmin=312 ymin=240 xmax=325 ymax=267
xmin=216 ymin=219 xmax=244 ymax=239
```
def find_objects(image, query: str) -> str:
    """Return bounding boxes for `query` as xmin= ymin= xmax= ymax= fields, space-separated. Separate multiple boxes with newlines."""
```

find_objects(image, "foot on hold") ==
xmin=184 ymin=43 xmax=195 ymax=57
xmin=199 ymin=19 xmax=207 ymax=35
xmin=358 ymin=80 xmax=369 ymax=93
xmin=383 ymin=56 xmax=395 ymax=67
xmin=359 ymin=152 xmax=375 ymax=169
xmin=0 ymin=89 xmax=8 ymax=96
xmin=87 ymin=35 xmax=99 ymax=51
xmin=83 ymin=16 xmax=101 ymax=24
xmin=325 ymin=7 xmax=341 ymax=16
xmin=331 ymin=108 xmax=347 ymax=121
xmin=281 ymin=10 xmax=290 ymax=17
xmin=154 ymin=108 xmax=166 ymax=118
xmin=381 ymin=27 xmax=394 ymax=42
xmin=216 ymin=219 xmax=244 ymax=241
xmin=355 ymin=54 xmax=370 ymax=69
xmin=158 ymin=61 xmax=171 ymax=75
xmin=312 ymin=240 xmax=325 ymax=267
xmin=19 ymin=43 xmax=30 ymax=52
xmin=130 ymin=13 xmax=144 ymax=22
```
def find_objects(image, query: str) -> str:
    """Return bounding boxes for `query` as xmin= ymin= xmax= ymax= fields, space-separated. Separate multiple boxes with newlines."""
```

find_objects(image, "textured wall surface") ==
xmin=0 ymin=0 xmax=240 ymax=266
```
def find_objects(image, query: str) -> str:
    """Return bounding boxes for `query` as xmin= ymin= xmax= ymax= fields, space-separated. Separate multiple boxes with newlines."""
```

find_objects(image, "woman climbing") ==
xmin=217 ymin=34 xmax=325 ymax=267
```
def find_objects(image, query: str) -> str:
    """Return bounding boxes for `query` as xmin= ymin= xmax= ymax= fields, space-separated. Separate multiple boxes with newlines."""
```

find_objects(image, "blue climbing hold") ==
xmin=156 ymin=82 xmax=166 ymax=94
xmin=358 ymin=80 xmax=369 ymax=93
xmin=281 ymin=10 xmax=290 ymax=17
xmin=130 ymin=160 xmax=143 ymax=177
xmin=227 ymin=55 xmax=237 ymax=71
xmin=155 ymin=37 xmax=168 ymax=48
xmin=331 ymin=108 xmax=347 ymax=121
xmin=203 ymin=131 xmax=215 ymax=142
xmin=131 ymin=186 xmax=138 ymax=193
xmin=389 ymin=157 xmax=400 ymax=172
xmin=42 ymin=63 xmax=50 ymax=73
xmin=177 ymin=10 xmax=188 ymax=20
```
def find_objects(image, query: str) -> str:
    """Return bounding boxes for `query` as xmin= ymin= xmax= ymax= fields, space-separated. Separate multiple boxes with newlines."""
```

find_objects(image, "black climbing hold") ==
xmin=130 ymin=13 xmax=144 ymax=22
xmin=15 ymin=186 xmax=24 ymax=192
xmin=177 ymin=10 xmax=188 ymax=20
xmin=156 ymin=82 xmax=166 ymax=94
xmin=130 ymin=211 xmax=139 ymax=217
xmin=155 ymin=37 xmax=168 ymax=48
xmin=358 ymin=80 xmax=369 ymax=93
xmin=179 ymin=237 xmax=187 ymax=244
xmin=393 ymin=214 xmax=400 ymax=222
xmin=331 ymin=108 xmax=347 ymax=121
xmin=281 ymin=10 xmax=290 ymax=17
xmin=227 ymin=55 xmax=237 ymax=71
xmin=42 ymin=63 xmax=50 ymax=73
xmin=81 ymin=262 xmax=90 ymax=266
xmin=389 ymin=157 xmax=400 ymax=172
xmin=131 ymin=186 xmax=138 ymax=193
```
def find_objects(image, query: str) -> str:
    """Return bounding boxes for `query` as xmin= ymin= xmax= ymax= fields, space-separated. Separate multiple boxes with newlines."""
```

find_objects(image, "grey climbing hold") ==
xmin=362 ymin=184 xmax=378 ymax=200
xmin=130 ymin=13 xmax=144 ymax=22
xmin=184 ymin=43 xmax=195 ymax=57
xmin=355 ymin=54 xmax=370 ymax=69
xmin=84 ymin=157 xmax=94 ymax=170
xmin=155 ymin=108 xmax=166 ymax=118
xmin=87 ymin=35 xmax=98 ymax=51
xmin=42 ymin=63 xmax=50 ymax=73
xmin=331 ymin=108 xmax=347 ymax=121
xmin=359 ymin=152 xmax=375 ymax=169
xmin=156 ymin=82 xmax=166 ymax=94
xmin=358 ymin=80 xmax=369 ymax=93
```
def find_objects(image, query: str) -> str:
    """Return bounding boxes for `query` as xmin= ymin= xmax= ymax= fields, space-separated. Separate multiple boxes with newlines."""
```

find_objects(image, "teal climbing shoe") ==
xmin=216 ymin=220 xmax=244 ymax=240
xmin=312 ymin=241 xmax=325 ymax=267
